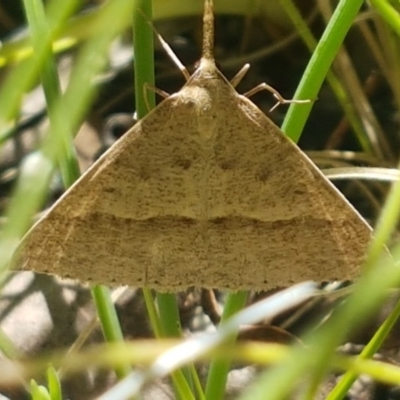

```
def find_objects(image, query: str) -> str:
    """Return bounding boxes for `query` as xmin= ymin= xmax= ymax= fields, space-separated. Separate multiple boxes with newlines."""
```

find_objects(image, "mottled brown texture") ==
xmin=11 ymin=0 xmax=372 ymax=291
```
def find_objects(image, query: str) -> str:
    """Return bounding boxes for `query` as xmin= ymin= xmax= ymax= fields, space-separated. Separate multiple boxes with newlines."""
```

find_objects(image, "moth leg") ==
xmin=140 ymin=7 xmax=191 ymax=81
xmin=230 ymin=63 xmax=250 ymax=88
xmin=153 ymin=30 xmax=191 ymax=81
xmin=201 ymin=289 xmax=222 ymax=325
xmin=243 ymin=83 xmax=311 ymax=112
xmin=142 ymin=83 xmax=170 ymax=112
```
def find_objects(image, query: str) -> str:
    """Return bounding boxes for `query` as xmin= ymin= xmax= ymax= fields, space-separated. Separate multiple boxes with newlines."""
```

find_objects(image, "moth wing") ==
xmin=200 ymin=86 xmax=372 ymax=289
xmin=13 ymin=94 xmax=208 ymax=289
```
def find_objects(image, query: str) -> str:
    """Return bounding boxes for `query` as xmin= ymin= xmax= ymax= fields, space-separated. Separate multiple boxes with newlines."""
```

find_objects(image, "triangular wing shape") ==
xmin=11 ymin=68 xmax=372 ymax=291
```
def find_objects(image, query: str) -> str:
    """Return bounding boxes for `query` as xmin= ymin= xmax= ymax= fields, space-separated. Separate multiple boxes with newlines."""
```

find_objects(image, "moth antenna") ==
xmin=155 ymin=30 xmax=191 ymax=81
xmin=138 ymin=8 xmax=191 ymax=81
xmin=202 ymin=0 xmax=215 ymax=63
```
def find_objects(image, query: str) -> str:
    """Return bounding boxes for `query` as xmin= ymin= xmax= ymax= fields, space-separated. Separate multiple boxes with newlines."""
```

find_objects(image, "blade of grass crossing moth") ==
xmin=42 ymin=0 xmax=132 ymax=379
xmin=24 ymin=0 xmax=132 ymax=381
xmin=2 ymin=0 xmax=135 ymax=277
xmin=30 ymin=0 xmax=134 ymax=381
xmin=133 ymin=0 xmax=197 ymax=397
xmin=200 ymin=2 xmax=249 ymax=398
xmin=325 ymin=162 xmax=400 ymax=398
xmin=0 ymin=0 xmax=81 ymax=280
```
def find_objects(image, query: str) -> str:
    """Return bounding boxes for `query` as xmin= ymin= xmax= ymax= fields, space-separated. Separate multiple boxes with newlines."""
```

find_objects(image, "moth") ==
xmin=12 ymin=0 xmax=372 ymax=291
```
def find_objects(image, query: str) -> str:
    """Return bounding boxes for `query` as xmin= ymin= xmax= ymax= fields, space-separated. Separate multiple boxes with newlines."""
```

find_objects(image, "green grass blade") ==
xmin=47 ymin=365 xmax=62 ymax=400
xmin=22 ymin=0 xmax=80 ymax=188
xmin=325 ymin=160 xmax=400 ymax=398
xmin=132 ymin=0 xmax=198 ymax=397
xmin=133 ymin=0 xmax=156 ymax=116
xmin=91 ymin=286 xmax=131 ymax=378
xmin=30 ymin=380 xmax=51 ymax=400
xmin=278 ymin=0 xmax=374 ymax=153
xmin=281 ymin=0 xmax=364 ymax=143
xmin=22 ymin=0 xmax=133 ymax=381
xmin=1 ymin=0 xmax=137 ymax=386
xmin=327 ymin=296 xmax=400 ymax=399
xmin=156 ymin=292 xmax=196 ymax=393
xmin=205 ymin=291 xmax=248 ymax=400
xmin=239 ymin=249 xmax=400 ymax=400
xmin=370 ymin=0 xmax=400 ymax=36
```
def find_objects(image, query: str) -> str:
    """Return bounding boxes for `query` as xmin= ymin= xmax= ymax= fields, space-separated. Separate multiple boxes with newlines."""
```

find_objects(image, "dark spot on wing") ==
xmin=255 ymin=169 xmax=270 ymax=182
xmin=219 ymin=159 xmax=236 ymax=170
xmin=210 ymin=217 xmax=228 ymax=225
xmin=175 ymin=159 xmax=192 ymax=170
xmin=294 ymin=188 xmax=307 ymax=195
xmin=139 ymin=168 xmax=150 ymax=180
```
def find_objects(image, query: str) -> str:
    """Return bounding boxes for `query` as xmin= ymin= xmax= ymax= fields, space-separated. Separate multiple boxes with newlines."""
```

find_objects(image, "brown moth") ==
xmin=12 ymin=0 xmax=372 ymax=291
